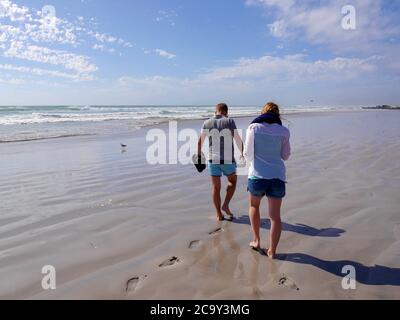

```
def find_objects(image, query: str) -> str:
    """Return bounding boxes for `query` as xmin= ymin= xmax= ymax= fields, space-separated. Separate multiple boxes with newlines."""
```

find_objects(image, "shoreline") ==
xmin=0 ymin=108 xmax=375 ymax=145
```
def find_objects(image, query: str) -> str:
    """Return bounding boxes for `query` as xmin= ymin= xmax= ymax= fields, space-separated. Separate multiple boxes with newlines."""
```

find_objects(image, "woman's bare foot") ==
xmin=266 ymin=248 xmax=276 ymax=259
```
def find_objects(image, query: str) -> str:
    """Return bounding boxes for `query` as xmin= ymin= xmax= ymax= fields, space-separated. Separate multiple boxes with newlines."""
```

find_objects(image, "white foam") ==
xmin=0 ymin=105 xmax=364 ymax=142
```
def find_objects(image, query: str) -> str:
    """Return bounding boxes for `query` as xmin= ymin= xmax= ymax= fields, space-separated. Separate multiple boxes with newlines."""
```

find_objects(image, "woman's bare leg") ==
xmin=267 ymin=197 xmax=282 ymax=259
xmin=249 ymin=195 xmax=262 ymax=248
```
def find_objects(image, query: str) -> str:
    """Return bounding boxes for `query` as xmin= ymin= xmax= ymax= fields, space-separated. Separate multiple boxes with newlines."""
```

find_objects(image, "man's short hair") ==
xmin=216 ymin=103 xmax=228 ymax=115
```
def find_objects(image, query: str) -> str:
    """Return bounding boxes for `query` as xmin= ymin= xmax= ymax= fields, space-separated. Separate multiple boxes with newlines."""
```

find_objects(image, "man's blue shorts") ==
xmin=208 ymin=162 xmax=237 ymax=177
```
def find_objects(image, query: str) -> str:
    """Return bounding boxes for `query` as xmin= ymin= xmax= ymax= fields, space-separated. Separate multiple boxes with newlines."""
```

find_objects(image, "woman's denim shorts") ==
xmin=247 ymin=178 xmax=286 ymax=199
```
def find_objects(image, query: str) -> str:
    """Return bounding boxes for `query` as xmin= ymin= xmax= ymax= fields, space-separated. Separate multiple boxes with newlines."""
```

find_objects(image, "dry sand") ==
xmin=0 ymin=110 xmax=399 ymax=300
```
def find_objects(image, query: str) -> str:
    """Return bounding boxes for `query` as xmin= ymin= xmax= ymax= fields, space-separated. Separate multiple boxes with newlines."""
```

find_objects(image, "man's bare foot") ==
xmin=222 ymin=205 xmax=234 ymax=221
xmin=222 ymin=204 xmax=233 ymax=216
xmin=217 ymin=214 xmax=225 ymax=221
xmin=249 ymin=241 xmax=260 ymax=249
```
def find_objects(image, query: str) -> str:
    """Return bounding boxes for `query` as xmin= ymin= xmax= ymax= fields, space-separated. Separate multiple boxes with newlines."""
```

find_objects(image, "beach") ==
xmin=0 ymin=110 xmax=399 ymax=300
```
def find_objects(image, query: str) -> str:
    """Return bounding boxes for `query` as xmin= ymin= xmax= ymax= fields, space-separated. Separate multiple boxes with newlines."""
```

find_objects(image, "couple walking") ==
xmin=197 ymin=103 xmax=291 ymax=259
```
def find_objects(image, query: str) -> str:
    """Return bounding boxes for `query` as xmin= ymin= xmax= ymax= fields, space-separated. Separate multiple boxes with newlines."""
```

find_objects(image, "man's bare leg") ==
xmin=249 ymin=195 xmax=262 ymax=248
xmin=267 ymin=197 xmax=282 ymax=259
xmin=222 ymin=174 xmax=237 ymax=218
xmin=211 ymin=176 xmax=224 ymax=221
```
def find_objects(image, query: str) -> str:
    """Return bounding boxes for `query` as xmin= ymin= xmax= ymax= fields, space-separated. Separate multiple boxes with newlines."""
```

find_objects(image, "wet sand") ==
xmin=0 ymin=110 xmax=399 ymax=299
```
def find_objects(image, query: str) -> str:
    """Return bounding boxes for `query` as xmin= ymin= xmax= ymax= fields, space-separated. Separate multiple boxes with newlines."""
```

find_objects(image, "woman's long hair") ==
xmin=261 ymin=102 xmax=293 ymax=128
xmin=262 ymin=102 xmax=281 ymax=118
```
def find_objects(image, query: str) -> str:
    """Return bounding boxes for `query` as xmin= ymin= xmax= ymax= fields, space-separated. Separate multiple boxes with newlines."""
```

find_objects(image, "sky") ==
xmin=0 ymin=0 xmax=399 ymax=106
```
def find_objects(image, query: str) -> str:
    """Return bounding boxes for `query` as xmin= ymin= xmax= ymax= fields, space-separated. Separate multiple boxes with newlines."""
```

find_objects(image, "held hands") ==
xmin=237 ymin=154 xmax=246 ymax=168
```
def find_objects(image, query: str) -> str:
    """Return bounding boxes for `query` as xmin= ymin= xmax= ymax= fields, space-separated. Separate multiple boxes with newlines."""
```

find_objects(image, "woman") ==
xmin=244 ymin=102 xmax=291 ymax=259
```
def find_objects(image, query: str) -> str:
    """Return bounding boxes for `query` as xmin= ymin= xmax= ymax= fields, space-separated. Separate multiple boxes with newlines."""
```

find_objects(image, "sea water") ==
xmin=0 ymin=105 xmax=362 ymax=143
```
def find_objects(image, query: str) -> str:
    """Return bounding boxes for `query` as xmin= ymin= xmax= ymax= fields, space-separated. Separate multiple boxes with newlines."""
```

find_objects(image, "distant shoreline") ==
xmin=362 ymin=105 xmax=400 ymax=110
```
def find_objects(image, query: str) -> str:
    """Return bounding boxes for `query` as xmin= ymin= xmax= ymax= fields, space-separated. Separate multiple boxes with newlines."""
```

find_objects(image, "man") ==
xmin=198 ymin=103 xmax=244 ymax=221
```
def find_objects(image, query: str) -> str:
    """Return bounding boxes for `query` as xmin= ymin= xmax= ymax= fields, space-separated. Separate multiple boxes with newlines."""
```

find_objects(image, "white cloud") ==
xmin=112 ymin=52 xmax=397 ymax=105
xmin=118 ymin=54 xmax=384 ymax=93
xmin=0 ymin=63 xmax=92 ymax=81
xmin=4 ymin=42 xmax=97 ymax=75
xmin=198 ymin=54 xmax=382 ymax=83
xmin=92 ymin=32 xmax=117 ymax=43
xmin=88 ymin=31 xmax=134 ymax=51
xmin=247 ymin=0 xmax=400 ymax=54
xmin=155 ymin=48 xmax=176 ymax=59
xmin=0 ymin=1 xmax=78 ymax=45
xmin=0 ymin=24 xmax=22 ymax=42
xmin=32 ymin=80 xmax=65 ymax=87
xmin=92 ymin=43 xmax=104 ymax=51
xmin=0 ymin=0 xmax=96 ymax=81
xmin=0 ymin=76 xmax=25 ymax=85
xmin=0 ymin=0 xmax=135 ymax=82
xmin=92 ymin=43 xmax=116 ymax=54
xmin=268 ymin=20 xmax=288 ymax=38
xmin=245 ymin=0 xmax=295 ymax=12
xmin=0 ymin=0 xmax=32 ymax=22
xmin=155 ymin=9 xmax=177 ymax=26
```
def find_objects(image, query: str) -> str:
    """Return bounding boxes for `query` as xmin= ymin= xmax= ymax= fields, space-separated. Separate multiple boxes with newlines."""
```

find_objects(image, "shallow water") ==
xmin=0 ymin=105 xmax=362 ymax=142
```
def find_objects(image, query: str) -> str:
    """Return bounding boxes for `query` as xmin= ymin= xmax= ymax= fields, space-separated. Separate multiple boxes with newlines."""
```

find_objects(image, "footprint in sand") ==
xmin=126 ymin=275 xmax=147 ymax=293
xmin=159 ymin=256 xmax=181 ymax=268
xmin=278 ymin=275 xmax=300 ymax=291
xmin=209 ymin=228 xmax=223 ymax=236
xmin=189 ymin=240 xmax=201 ymax=249
xmin=89 ymin=242 xmax=98 ymax=249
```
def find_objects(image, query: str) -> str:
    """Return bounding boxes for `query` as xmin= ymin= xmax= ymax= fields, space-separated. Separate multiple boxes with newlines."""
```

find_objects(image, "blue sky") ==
xmin=0 ymin=0 xmax=399 ymax=106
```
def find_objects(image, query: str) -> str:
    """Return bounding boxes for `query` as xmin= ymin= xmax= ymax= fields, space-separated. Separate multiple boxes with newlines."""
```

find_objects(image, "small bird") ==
xmin=121 ymin=143 xmax=127 ymax=148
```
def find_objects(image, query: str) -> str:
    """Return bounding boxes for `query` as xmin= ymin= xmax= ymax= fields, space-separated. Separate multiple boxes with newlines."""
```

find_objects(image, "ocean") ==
xmin=0 ymin=105 xmax=363 ymax=143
